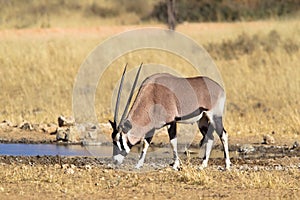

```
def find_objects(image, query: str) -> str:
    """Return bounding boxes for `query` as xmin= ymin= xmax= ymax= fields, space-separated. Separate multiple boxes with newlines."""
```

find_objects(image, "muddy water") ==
xmin=0 ymin=143 xmax=298 ymax=171
xmin=0 ymin=143 xmax=234 ymax=169
xmin=0 ymin=143 xmax=92 ymax=156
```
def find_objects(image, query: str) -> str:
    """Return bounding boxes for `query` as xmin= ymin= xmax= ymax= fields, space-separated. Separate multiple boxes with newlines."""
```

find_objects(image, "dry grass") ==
xmin=0 ymin=19 xmax=299 ymax=144
xmin=1 ymin=5 xmax=299 ymax=199
xmin=0 ymin=20 xmax=300 ymax=141
xmin=0 ymin=0 xmax=159 ymax=29
xmin=0 ymin=161 xmax=299 ymax=199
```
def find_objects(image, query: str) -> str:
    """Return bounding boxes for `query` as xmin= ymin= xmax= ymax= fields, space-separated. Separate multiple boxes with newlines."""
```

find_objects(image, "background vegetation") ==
xmin=0 ymin=0 xmax=299 ymax=29
xmin=151 ymin=0 xmax=300 ymax=23
xmin=0 ymin=0 xmax=299 ymax=141
xmin=0 ymin=2 xmax=299 ymax=199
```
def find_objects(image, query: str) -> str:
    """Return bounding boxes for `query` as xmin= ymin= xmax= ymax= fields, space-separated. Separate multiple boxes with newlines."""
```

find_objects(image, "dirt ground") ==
xmin=0 ymin=129 xmax=299 ymax=200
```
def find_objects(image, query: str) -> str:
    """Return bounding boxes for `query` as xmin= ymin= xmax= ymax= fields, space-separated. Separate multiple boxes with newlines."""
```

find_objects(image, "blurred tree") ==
xmin=167 ymin=0 xmax=176 ymax=30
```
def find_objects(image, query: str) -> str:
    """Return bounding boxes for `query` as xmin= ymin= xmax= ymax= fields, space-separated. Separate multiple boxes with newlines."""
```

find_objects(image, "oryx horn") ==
xmin=119 ymin=63 xmax=143 ymax=125
xmin=114 ymin=63 xmax=128 ymax=126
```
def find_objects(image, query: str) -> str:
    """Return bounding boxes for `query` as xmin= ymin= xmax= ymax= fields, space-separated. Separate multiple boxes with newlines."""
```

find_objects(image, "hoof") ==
xmin=135 ymin=164 xmax=143 ymax=169
xmin=170 ymin=161 xmax=181 ymax=171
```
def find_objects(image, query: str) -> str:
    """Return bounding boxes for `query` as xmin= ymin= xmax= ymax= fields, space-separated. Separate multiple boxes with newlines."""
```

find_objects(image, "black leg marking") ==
xmin=197 ymin=114 xmax=215 ymax=169
xmin=167 ymin=121 xmax=180 ymax=170
xmin=202 ymin=124 xmax=215 ymax=160
xmin=213 ymin=115 xmax=231 ymax=169
xmin=167 ymin=121 xmax=177 ymax=140
xmin=197 ymin=115 xmax=209 ymax=148
xmin=213 ymin=116 xmax=224 ymax=137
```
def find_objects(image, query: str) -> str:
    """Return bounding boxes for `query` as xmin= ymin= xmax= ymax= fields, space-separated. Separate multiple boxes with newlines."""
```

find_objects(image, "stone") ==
xmin=66 ymin=126 xmax=81 ymax=142
xmin=61 ymin=164 xmax=69 ymax=169
xmin=0 ymin=120 xmax=16 ymax=129
xmin=0 ymin=121 xmax=10 ymax=130
xmin=84 ymin=165 xmax=92 ymax=170
xmin=56 ymin=127 xmax=68 ymax=141
xmin=262 ymin=134 xmax=275 ymax=144
xmin=56 ymin=126 xmax=81 ymax=143
xmin=64 ymin=168 xmax=75 ymax=175
xmin=58 ymin=116 xmax=74 ymax=127
xmin=292 ymin=141 xmax=299 ymax=149
xmin=40 ymin=123 xmax=57 ymax=134
xmin=19 ymin=121 xmax=33 ymax=131
xmin=70 ymin=164 xmax=76 ymax=169
xmin=31 ymin=124 xmax=40 ymax=131
xmin=238 ymin=144 xmax=255 ymax=154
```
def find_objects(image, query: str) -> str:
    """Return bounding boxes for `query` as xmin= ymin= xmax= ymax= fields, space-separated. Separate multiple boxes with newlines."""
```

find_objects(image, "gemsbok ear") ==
xmin=121 ymin=120 xmax=132 ymax=133
xmin=108 ymin=120 xmax=116 ymax=129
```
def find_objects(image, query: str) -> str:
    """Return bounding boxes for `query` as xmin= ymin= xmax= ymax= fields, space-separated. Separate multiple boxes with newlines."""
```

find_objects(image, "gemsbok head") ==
xmin=109 ymin=63 xmax=231 ymax=170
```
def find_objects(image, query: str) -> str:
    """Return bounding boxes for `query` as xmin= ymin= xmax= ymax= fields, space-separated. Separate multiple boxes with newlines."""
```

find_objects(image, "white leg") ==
xmin=170 ymin=138 xmax=180 ymax=170
xmin=135 ymin=139 xmax=150 ymax=169
xmin=201 ymin=138 xmax=214 ymax=169
xmin=221 ymin=131 xmax=231 ymax=170
xmin=213 ymin=115 xmax=231 ymax=170
xmin=199 ymin=121 xmax=215 ymax=170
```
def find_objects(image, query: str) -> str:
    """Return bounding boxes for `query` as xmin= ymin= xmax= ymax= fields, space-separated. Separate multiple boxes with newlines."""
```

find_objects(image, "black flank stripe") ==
xmin=175 ymin=107 xmax=208 ymax=121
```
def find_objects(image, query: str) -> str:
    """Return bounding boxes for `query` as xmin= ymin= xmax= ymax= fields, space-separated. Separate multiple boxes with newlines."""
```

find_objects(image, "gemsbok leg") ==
xmin=168 ymin=121 xmax=180 ymax=170
xmin=213 ymin=116 xmax=231 ymax=169
xmin=135 ymin=130 xmax=154 ymax=169
xmin=198 ymin=115 xmax=209 ymax=149
xmin=198 ymin=114 xmax=231 ymax=170
xmin=199 ymin=119 xmax=215 ymax=169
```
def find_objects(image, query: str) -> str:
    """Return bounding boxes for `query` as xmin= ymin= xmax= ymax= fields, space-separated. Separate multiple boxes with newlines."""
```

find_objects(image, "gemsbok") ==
xmin=109 ymin=63 xmax=231 ymax=170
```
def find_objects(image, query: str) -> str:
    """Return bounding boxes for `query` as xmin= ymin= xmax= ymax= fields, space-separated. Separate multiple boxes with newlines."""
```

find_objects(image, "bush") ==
xmin=205 ymin=30 xmax=299 ymax=60
xmin=150 ymin=0 xmax=300 ymax=23
xmin=85 ymin=2 xmax=120 ymax=18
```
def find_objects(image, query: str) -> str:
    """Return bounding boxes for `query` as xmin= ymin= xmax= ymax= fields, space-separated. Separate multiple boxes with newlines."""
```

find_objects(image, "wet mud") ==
xmin=0 ymin=142 xmax=299 ymax=172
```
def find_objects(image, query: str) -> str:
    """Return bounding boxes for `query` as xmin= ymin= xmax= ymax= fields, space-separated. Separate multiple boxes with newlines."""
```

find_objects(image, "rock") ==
xmin=66 ymin=126 xmax=81 ymax=142
xmin=77 ymin=123 xmax=106 ymax=144
xmin=70 ymin=164 xmax=76 ymax=169
xmin=56 ymin=127 xmax=68 ymax=141
xmin=31 ymin=124 xmax=40 ymax=131
xmin=56 ymin=126 xmax=81 ymax=143
xmin=64 ymin=168 xmax=75 ymax=175
xmin=0 ymin=121 xmax=10 ymax=130
xmin=0 ymin=120 xmax=16 ymax=129
xmin=58 ymin=116 xmax=74 ymax=127
xmin=84 ymin=165 xmax=92 ymax=170
xmin=262 ymin=134 xmax=275 ymax=144
xmin=238 ymin=144 xmax=255 ymax=154
xmin=39 ymin=123 xmax=57 ymax=134
xmin=61 ymin=164 xmax=69 ymax=169
xmin=19 ymin=121 xmax=33 ymax=131
xmin=292 ymin=141 xmax=299 ymax=149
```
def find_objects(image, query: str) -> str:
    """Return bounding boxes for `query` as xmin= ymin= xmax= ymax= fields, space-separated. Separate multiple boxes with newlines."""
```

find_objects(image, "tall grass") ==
xmin=0 ymin=19 xmax=299 ymax=141
xmin=0 ymin=0 xmax=158 ymax=29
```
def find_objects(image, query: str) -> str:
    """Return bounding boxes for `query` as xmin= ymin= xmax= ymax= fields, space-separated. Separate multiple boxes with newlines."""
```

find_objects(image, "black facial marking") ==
xmin=127 ymin=140 xmax=133 ymax=149
xmin=119 ymin=133 xmax=125 ymax=151
xmin=109 ymin=120 xmax=118 ymax=140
